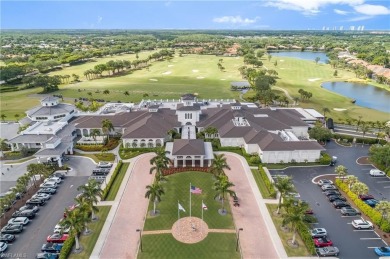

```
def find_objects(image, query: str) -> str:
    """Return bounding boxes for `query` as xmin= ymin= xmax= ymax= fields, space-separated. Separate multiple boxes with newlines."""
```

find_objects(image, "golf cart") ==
xmin=330 ymin=156 xmax=337 ymax=166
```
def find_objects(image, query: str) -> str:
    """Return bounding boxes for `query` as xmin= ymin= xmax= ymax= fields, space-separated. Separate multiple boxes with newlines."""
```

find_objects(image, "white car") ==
xmin=369 ymin=169 xmax=386 ymax=177
xmin=0 ymin=242 xmax=7 ymax=252
xmin=97 ymin=162 xmax=113 ymax=168
xmin=352 ymin=219 xmax=373 ymax=229
xmin=44 ymin=177 xmax=62 ymax=184
xmin=8 ymin=217 xmax=29 ymax=226
xmin=32 ymin=193 xmax=51 ymax=201
xmin=317 ymin=179 xmax=333 ymax=186
xmin=321 ymin=184 xmax=337 ymax=191
xmin=39 ymin=182 xmax=57 ymax=189
xmin=53 ymin=220 xmax=70 ymax=234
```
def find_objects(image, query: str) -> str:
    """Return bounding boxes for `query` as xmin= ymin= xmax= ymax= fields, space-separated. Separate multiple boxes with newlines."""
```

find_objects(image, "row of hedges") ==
xmin=259 ymin=167 xmax=277 ymax=198
xmin=335 ymin=179 xmax=390 ymax=232
xmin=162 ymin=167 xmax=210 ymax=176
xmin=119 ymin=147 xmax=158 ymax=159
xmin=59 ymin=233 xmax=75 ymax=259
xmin=297 ymin=224 xmax=316 ymax=255
xmin=76 ymin=138 xmax=120 ymax=152
xmin=333 ymin=134 xmax=386 ymax=145
xmin=102 ymin=160 xmax=123 ymax=200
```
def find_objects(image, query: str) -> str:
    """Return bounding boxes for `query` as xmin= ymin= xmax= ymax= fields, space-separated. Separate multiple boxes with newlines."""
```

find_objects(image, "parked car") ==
xmin=358 ymin=194 xmax=375 ymax=201
xmin=36 ymin=252 xmax=59 ymax=259
xmin=38 ymin=188 xmax=57 ymax=195
xmin=63 ymin=204 xmax=79 ymax=218
xmin=44 ymin=177 xmax=62 ymax=184
xmin=0 ymin=234 xmax=16 ymax=243
xmin=1 ymin=224 xmax=23 ymax=234
xmin=53 ymin=171 xmax=66 ymax=179
xmin=374 ymin=247 xmax=390 ymax=257
xmin=92 ymin=168 xmax=110 ymax=175
xmin=8 ymin=217 xmax=29 ymax=226
xmin=340 ymin=207 xmax=361 ymax=216
xmin=316 ymin=246 xmax=339 ymax=257
xmin=53 ymin=224 xmax=70 ymax=234
xmin=369 ymin=169 xmax=386 ymax=177
xmin=310 ymin=228 xmax=327 ymax=238
xmin=19 ymin=205 xmax=39 ymax=213
xmin=332 ymin=200 xmax=350 ymax=209
xmin=352 ymin=219 xmax=373 ymax=229
xmin=317 ymin=179 xmax=333 ymax=186
xmin=39 ymin=182 xmax=57 ymax=189
xmin=41 ymin=243 xmax=63 ymax=253
xmin=12 ymin=209 xmax=36 ymax=219
xmin=97 ymin=161 xmax=113 ymax=168
xmin=364 ymin=199 xmax=379 ymax=208
xmin=314 ymin=237 xmax=333 ymax=247
xmin=324 ymin=190 xmax=341 ymax=197
xmin=328 ymin=195 xmax=347 ymax=202
xmin=321 ymin=184 xmax=337 ymax=191
xmin=26 ymin=198 xmax=46 ymax=206
xmin=46 ymin=234 xmax=69 ymax=243
xmin=32 ymin=193 xmax=51 ymax=201
xmin=0 ymin=242 xmax=8 ymax=253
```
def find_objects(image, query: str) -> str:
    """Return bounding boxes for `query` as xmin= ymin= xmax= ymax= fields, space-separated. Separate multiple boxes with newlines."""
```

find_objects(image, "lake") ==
xmin=322 ymin=82 xmax=390 ymax=113
xmin=268 ymin=51 xmax=329 ymax=64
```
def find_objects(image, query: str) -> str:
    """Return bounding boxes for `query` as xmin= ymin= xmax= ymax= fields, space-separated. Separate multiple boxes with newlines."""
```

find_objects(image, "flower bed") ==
xmin=162 ymin=167 xmax=210 ymax=176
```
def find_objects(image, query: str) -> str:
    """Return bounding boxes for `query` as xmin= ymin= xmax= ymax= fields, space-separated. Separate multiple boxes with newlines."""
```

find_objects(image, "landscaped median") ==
xmin=251 ymin=167 xmax=276 ymax=199
xmin=335 ymin=179 xmax=390 ymax=232
xmin=102 ymin=161 xmax=130 ymax=201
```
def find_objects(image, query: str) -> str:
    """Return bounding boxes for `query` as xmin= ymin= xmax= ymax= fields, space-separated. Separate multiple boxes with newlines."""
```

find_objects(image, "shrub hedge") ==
xmin=335 ymin=179 xmax=390 ymax=232
xmin=333 ymin=134 xmax=386 ymax=145
xmin=297 ymin=224 xmax=316 ymax=255
xmin=319 ymin=152 xmax=332 ymax=165
xmin=102 ymin=160 xmax=123 ymax=200
xmin=59 ymin=233 xmax=75 ymax=259
xmin=259 ymin=167 xmax=277 ymax=198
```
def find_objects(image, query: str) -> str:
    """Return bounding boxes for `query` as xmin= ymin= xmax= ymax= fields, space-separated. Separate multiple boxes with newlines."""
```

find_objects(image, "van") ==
xmin=369 ymin=169 xmax=385 ymax=177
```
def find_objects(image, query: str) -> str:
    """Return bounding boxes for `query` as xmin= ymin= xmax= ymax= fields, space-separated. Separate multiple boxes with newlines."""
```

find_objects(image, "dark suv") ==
xmin=12 ymin=210 xmax=36 ymax=219
xmin=26 ymin=198 xmax=46 ymax=206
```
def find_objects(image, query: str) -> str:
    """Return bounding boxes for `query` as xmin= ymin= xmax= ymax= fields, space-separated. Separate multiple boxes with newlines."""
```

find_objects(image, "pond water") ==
xmin=268 ymin=51 xmax=329 ymax=64
xmin=321 ymin=81 xmax=390 ymax=113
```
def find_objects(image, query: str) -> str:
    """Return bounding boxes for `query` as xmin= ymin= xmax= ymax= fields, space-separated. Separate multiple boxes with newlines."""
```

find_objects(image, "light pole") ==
xmin=236 ymin=228 xmax=243 ymax=252
xmin=136 ymin=229 xmax=143 ymax=252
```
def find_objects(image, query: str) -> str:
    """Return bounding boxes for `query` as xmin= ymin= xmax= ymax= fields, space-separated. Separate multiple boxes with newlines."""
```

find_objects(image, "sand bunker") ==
xmin=308 ymin=78 xmax=321 ymax=82
xmin=279 ymin=60 xmax=285 ymax=62
xmin=149 ymin=79 xmax=158 ymax=82
xmin=162 ymin=71 xmax=172 ymax=75
xmin=333 ymin=108 xmax=347 ymax=111
xmin=196 ymin=76 xmax=205 ymax=79
xmin=168 ymin=65 xmax=174 ymax=67
xmin=280 ymin=68 xmax=286 ymax=70
xmin=220 ymin=79 xmax=226 ymax=80
xmin=192 ymin=69 xmax=199 ymax=73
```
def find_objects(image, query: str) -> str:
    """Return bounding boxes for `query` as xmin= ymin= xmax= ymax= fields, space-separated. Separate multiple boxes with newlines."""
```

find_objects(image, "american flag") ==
xmin=190 ymin=185 xmax=202 ymax=194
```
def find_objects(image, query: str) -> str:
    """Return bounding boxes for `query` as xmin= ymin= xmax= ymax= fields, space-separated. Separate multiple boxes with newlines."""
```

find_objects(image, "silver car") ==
xmin=316 ymin=246 xmax=339 ymax=257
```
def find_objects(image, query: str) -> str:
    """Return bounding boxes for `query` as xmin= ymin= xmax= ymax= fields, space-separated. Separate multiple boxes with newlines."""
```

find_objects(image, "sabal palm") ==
xmin=351 ymin=182 xmax=369 ymax=196
xmin=61 ymin=208 xmax=85 ymax=250
xmin=74 ymin=196 xmax=92 ymax=234
xmin=274 ymin=176 xmax=295 ymax=214
xmin=214 ymin=175 xmax=236 ymax=213
xmin=145 ymin=182 xmax=165 ymax=214
xmin=210 ymin=154 xmax=231 ymax=176
xmin=90 ymin=129 xmax=100 ymax=141
xmin=345 ymin=175 xmax=358 ymax=189
xmin=335 ymin=165 xmax=348 ymax=181
xmin=101 ymin=119 xmax=114 ymax=140
xmin=77 ymin=179 xmax=102 ymax=220
xmin=282 ymin=200 xmax=311 ymax=245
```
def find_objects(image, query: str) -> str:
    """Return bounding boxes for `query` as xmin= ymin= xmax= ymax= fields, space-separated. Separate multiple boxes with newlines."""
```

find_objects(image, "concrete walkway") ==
xmin=90 ymin=153 xmax=156 ymax=259
xmin=220 ymin=152 xmax=287 ymax=259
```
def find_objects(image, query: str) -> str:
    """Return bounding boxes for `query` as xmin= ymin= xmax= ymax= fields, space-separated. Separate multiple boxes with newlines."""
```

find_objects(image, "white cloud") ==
xmin=213 ymin=16 xmax=260 ymax=25
xmin=354 ymin=4 xmax=390 ymax=16
xmin=97 ymin=16 xmax=103 ymax=24
xmin=346 ymin=15 xmax=373 ymax=21
xmin=264 ymin=0 xmax=364 ymax=15
xmin=334 ymin=9 xmax=349 ymax=15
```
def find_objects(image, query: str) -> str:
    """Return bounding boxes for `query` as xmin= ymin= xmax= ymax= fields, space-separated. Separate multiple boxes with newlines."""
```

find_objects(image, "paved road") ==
xmin=269 ymin=140 xmax=387 ymax=259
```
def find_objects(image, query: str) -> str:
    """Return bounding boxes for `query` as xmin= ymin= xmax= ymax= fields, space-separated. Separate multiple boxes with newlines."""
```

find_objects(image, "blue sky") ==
xmin=1 ymin=0 xmax=389 ymax=30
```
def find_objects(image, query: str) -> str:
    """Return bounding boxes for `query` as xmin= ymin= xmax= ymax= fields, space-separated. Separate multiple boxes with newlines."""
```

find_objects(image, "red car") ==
xmin=358 ymin=194 xmax=375 ymax=201
xmin=305 ymin=209 xmax=314 ymax=215
xmin=314 ymin=237 xmax=333 ymax=247
xmin=46 ymin=233 xmax=69 ymax=243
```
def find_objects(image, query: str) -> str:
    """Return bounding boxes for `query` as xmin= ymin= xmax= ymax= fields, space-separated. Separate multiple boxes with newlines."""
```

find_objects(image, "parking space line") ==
xmin=360 ymin=238 xmax=381 ymax=240
xmin=353 ymin=230 xmax=374 ymax=232
xmin=374 ymin=232 xmax=380 ymax=237
xmin=383 ymin=240 xmax=389 ymax=246
xmin=376 ymin=181 xmax=390 ymax=183
xmin=383 ymin=186 xmax=390 ymax=188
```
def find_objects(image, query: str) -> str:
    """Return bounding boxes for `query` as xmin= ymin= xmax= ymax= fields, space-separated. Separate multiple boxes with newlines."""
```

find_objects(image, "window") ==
xmin=185 ymin=113 xmax=192 ymax=120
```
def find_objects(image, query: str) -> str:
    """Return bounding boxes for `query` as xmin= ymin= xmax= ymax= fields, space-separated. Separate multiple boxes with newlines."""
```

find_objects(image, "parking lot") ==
xmin=269 ymin=141 xmax=389 ymax=259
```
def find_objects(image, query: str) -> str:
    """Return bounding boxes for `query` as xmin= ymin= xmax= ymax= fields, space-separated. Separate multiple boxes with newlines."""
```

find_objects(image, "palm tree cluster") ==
xmin=101 ymin=119 xmax=114 ymax=141
xmin=61 ymin=179 xmax=103 ymax=250
xmin=298 ymin=89 xmax=313 ymax=102
xmin=274 ymin=176 xmax=295 ymax=214
xmin=213 ymin=174 xmax=236 ymax=214
xmin=209 ymin=154 xmax=230 ymax=177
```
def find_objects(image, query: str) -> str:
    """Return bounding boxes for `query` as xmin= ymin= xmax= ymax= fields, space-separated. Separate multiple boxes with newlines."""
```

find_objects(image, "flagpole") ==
xmin=178 ymin=200 xmax=180 ymax=234
xmin=201 ymin=199 xmax=204 ymax=234
xmin=190 ymin=182 xmax=192 ymax=218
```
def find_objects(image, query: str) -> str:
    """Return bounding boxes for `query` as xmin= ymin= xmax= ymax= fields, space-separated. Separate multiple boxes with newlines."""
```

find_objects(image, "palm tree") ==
xmin=74 ymin=196 xmax=92 ymax=234
xmin=322 ymin=107 xmax=330 ymax=119
xmin=213 ymin=175 xmax=236 ymax=214
xmin=335 ymin=165 xmax=348 ymax=181
xmin=16 ymin=175 xmax=30 ymax=194
xmin=101 ymin=119 xmax=114 ymax=141
xmin=282 ymin=200 xmax=311 ymax=245
xmin=14 ymin=114 xmax=20 ymax=122
xmin=356 ymin=115 xmax=363 ymax=132
xmin=90 ymin=129 xmax=100 ymax=141
xmin=351 ymin=182 xmax=369 ymax=196
xmin=61 ymin=208 xmax=85 ymax=250
xmin=103 ymin=89 xmax=110 ymax=95
xmin=274 ymin=176 xmax=295 ymax=214
xmin=1 ymin=114 xmax=7 ymax=122
xmin=145 ymin=182 xmax=165 ymax=215
xmin=124 ymin=91 xmax=130 ymax=96
xmin=360 ymin=122 xmax=371 ymax=143
xmin=210 ymin=154 xmax=231 ymax=177
xmin=150 ymin=148 xmax=171 ymax=169
xmin=77 ymin=179 xmax=103 ymax=220
xmin=345 ymin=175 xmax=358 ymax=189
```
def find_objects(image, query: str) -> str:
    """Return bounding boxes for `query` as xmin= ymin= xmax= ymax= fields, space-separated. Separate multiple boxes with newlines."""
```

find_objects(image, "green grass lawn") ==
xmin=69 ymin=206 xmax=111 ymax=259
xmin=266 ymin=204 xmax=310 ymax=257
xmin=144 ymin=172 xmax=234 ymax=231
xmin=251 ymin=169 xmax=275 ymax=199
xmin=244 ymin=56 xmax=389 ymax=122
xmin=0 ymin=87 xmax=41 ymax=120
xmin=73 ymin=152 xmax=115 ymax=162
xmin=105 ymin=162 xmax=130 ymax=201
xmin=138 ymin=233 xmax=240 ymax=259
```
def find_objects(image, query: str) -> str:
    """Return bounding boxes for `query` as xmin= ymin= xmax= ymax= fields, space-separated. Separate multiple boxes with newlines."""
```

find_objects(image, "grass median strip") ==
xmin=251 ymin=169 xmax=275 ymax=199
xmin=105 ymin=162 xmax=130 ymax=201
xmin=69 ymin=206 xmax=111 ymax=259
